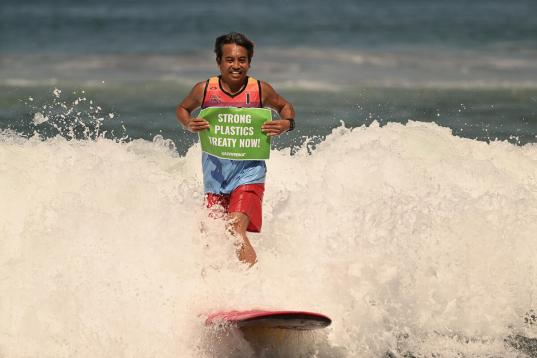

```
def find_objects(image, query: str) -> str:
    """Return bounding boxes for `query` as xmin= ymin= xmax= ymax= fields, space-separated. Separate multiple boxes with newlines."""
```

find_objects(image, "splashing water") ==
xmin=22 ymin=88 xmax=124 ymax=141
xmin=1 ymin=117 xmax=537 ymax=357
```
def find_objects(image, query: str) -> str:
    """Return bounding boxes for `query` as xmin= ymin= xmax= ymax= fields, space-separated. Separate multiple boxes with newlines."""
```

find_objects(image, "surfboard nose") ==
xmin=206 ymin=310 xmax=332 ymax=330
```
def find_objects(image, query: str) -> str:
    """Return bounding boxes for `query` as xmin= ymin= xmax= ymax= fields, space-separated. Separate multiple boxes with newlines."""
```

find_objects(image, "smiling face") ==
xmin=217 ymin=44 xmax=251 ymax=88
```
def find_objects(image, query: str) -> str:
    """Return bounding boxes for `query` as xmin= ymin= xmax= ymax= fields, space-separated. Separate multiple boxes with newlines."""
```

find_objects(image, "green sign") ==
xmin=198 ymin=107 xmax=272 ymax=160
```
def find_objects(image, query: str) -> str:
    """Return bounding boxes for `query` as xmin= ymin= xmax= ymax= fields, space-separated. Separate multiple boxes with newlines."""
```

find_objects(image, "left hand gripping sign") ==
xmin=198 ymin=107 xmax=272 ymax=160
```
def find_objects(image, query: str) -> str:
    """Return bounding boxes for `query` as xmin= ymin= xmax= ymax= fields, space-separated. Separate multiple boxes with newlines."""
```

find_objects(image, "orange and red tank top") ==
xmin=202 ymin=76 xmax=262 ymax=109
xmin=200 ymin=75 xmax=266 ymax=195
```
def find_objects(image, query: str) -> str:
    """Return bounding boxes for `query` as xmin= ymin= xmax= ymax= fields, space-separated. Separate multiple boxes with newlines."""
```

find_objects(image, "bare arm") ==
xmin=260 ymin=81 xmax=296 ymax=136
xmin=176 ymin=81 xmax=210 ymax=132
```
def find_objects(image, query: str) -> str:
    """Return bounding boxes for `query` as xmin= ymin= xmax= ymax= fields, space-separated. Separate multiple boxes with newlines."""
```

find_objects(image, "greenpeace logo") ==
xmin=221 ymin=152 xmax=246 ymax=157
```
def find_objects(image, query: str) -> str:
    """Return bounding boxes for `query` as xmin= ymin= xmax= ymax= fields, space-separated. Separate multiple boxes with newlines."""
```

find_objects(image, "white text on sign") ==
xmin=207 ymin=137 xmax=261 ymax=148
xmin=217 ymin=113 xmax=252 ymax=124
xmin=214 ymin=125 xmax=254 ymax=136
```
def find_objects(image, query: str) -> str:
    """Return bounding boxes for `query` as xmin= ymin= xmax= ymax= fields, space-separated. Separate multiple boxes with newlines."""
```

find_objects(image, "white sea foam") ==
xmin=0 ymin=122 xmax=536 ymax=357
xmin=32 ymin=112 xmax=49 ymax=125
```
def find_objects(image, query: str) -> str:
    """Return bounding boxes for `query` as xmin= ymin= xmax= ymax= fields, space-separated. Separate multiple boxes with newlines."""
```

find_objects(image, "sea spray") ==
xmin=21 ymin=88 xmax=124 ymax=141
xmin=1 ymin=121 xmax=536 ymax=357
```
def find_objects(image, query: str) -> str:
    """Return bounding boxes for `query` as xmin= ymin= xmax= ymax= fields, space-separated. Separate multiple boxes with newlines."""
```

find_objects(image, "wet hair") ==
xmin=214 ymin=32 xmax=254 ymax=63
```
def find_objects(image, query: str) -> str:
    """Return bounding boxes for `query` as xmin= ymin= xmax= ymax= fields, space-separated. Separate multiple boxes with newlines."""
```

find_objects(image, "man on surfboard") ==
xmin=176 ymin=32 xmax=295 ymax=266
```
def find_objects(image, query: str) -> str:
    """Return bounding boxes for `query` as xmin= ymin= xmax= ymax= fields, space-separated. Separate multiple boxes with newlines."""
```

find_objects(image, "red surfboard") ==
xmin=206 ymin=310 xmax=331 ymax=330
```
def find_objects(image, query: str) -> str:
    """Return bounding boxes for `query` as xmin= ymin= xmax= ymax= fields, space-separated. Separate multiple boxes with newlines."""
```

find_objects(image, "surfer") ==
xmin=176 ymin=32 xmax=295 ymax=266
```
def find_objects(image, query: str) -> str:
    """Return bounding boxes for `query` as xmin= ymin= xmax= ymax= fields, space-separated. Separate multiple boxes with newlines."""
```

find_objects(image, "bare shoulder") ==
xmin=179 ymin=80 xmax=207 ymax=110
xmin=260 ymin=80 xmax=277 ymax=95
xmin=260 ymin=80 xmax=279 ymax=105
xmin=260 ymin=80 xmax=292 ymax=111
xmin=191 ymin=80 xmax=207 ymax=98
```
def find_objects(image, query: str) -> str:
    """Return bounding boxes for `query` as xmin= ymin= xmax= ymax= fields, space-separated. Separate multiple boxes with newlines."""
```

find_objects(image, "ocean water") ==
xmin=1 ymin=0 xmax=537 ymax=357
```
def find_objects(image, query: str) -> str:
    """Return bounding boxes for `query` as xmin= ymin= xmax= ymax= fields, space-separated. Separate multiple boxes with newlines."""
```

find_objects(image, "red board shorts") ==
xmin=205 ymin=184 xmax=265 ymax=233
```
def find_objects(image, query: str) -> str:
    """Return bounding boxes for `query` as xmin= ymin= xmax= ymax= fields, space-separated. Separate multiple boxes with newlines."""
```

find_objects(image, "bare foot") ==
xmin=238 ymin=242 xmax=257 ymax=267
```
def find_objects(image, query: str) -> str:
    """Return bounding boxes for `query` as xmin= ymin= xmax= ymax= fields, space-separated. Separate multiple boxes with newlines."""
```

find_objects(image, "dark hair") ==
xmin=214 ymin=32 xmax=254 ymax=63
